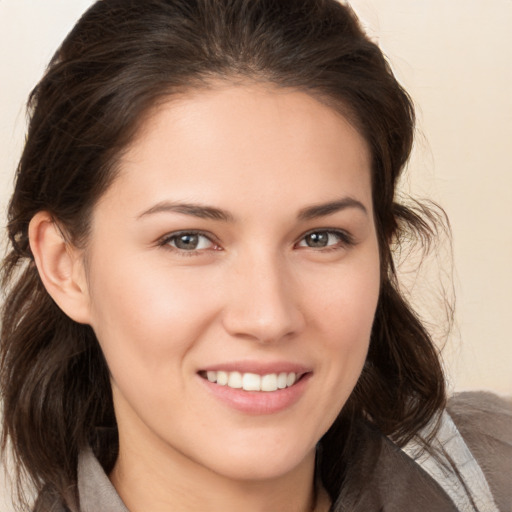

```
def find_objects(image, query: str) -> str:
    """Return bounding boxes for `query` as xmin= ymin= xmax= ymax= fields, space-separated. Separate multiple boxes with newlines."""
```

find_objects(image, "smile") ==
xmin=202 ymin=371 xmax=299 ymax=392
xmin=199 ymin=368 xmax=312 ymax=414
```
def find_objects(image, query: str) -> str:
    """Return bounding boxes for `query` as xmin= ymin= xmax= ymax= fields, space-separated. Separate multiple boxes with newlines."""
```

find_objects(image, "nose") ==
xmin=221 ymin=250 xmax=305 ymax=344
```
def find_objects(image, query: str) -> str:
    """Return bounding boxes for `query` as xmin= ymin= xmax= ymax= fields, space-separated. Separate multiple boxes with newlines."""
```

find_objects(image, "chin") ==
xmin=200 ymin=438 xmax=317 ymax=482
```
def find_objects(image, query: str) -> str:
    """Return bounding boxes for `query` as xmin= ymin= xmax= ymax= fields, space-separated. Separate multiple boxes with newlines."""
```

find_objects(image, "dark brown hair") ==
xmin=1 ymin=0 xmax=446 ymax=509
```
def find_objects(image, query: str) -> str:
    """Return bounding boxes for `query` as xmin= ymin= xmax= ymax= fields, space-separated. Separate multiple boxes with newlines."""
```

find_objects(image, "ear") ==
xmin=28 ymin=211 xmax=91 ymax=324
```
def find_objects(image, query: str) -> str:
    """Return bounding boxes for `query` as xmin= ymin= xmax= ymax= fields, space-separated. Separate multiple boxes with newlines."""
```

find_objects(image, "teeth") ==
xmin=242 ymin=373 xmax=261 ymax=391
xmin=277 ymin=372 xmax=288 ymax=389
xmin=204 ymin=371 xmax=298 ymax=391
xmin=228 ymin=371 xmax=243 ymax=389
xmin=261 ymin=373 xmax=278 ymax=392
xmin=217 ymin=371 xmax=228 ymax=386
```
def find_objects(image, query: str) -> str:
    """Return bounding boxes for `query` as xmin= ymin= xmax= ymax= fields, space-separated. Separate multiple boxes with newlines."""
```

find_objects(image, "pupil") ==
xmin=307 ymin=232 xmax=328 ymax=247
xmin=175 ymin=234 xmax=198 ymax=250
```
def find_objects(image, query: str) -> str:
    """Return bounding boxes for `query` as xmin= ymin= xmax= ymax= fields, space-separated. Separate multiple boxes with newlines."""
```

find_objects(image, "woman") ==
xmin=1 ymin=1 xmax=510 ymax=511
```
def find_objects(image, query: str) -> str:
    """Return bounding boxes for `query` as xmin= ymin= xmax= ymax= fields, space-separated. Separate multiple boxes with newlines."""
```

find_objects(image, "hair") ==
xmin=1 ymin=0 xmax=448 ymax=510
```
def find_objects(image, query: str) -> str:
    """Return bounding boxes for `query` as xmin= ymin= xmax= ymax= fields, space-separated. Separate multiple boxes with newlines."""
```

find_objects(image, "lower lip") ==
xmin=199 ymin=373 xmax=312 ymax=415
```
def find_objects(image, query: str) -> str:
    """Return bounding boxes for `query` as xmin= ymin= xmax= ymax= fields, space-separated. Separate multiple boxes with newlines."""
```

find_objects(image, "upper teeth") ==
xmin=206 ymin=371 xmax=298 ymax=392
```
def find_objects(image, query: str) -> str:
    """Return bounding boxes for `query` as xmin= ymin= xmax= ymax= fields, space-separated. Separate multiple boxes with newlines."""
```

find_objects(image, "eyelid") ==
xmin=295 ymin=228 xmax=355 ymax=249
xmin=156 ymin=228 xmax=355 ymax=254
xmin=157 ymin=230 xmax=221 ymax=253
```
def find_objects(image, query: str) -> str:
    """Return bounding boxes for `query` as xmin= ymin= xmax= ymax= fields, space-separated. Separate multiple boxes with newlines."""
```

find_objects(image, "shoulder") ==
xmin=447 ymin=390 xmax=512 ymax=431
xmin=447 ymin=391 xmax=512 ymax=512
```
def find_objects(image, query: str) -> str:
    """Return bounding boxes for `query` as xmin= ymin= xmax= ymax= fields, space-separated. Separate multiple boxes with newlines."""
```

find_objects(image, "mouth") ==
xmin=198 ymin=370 xmax=307 ymax=392
xmin=198 ymin=366 xmax=312 ymax=414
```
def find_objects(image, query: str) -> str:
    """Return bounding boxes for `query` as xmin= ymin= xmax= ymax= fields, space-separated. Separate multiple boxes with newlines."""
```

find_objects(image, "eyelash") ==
xmin=157 ymin=230 xmax=220 ymax=256
xmin=297 ymin=229 xmax=355 ymax=252
xmin=157 ymin=229 xmax=355 ymax=256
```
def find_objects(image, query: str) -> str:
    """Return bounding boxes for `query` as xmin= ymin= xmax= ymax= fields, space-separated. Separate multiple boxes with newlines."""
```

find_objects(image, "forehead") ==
xmin=99 ymin=83 xmax=372 ymax=216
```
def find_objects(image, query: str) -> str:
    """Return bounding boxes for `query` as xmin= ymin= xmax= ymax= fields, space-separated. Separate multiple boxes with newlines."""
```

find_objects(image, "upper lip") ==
xmin=199 ymin=361 xmax=311 ymax=376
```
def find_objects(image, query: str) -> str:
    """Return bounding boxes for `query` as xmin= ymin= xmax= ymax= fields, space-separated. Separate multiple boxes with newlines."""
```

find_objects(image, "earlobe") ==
xmin=28 ymin=211 xmax=91 ymax=324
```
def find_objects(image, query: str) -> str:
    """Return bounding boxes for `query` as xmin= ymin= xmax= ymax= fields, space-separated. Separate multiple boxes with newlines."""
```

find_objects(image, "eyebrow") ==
xmin=297 ymin=197 xmax=368 ymax=220
xmin=137 ymin=196 xmax=367 ymax=222
xmin=137 ymin=201 xmax=235 ymax=222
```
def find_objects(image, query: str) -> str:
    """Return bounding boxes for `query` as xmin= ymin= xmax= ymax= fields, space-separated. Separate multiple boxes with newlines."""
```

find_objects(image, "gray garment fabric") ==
xmin=401 ymin=410 xmax=500 ymax=511
xmin=44 ymin=392 xmax=512 ymax=511
xmin=447 ymin=392 xmax=512 ymax=512
xmin=76 ymin=450 xmax=129 ymax=512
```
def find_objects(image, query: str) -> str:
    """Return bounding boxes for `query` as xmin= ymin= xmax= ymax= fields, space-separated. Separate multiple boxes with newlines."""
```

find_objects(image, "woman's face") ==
xmin=83 ymin=84 xmax=380 ymax=482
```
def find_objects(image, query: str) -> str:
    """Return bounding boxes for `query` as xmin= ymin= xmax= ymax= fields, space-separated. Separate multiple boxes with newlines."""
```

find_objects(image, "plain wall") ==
xmin=0 ymin=0 xmax=511 ymax=506
xmin=349 ymin=0 xmax=512 ymax=396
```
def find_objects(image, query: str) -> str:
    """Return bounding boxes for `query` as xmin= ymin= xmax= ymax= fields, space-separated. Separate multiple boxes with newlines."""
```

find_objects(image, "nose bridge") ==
xmin=222 ymin=246 xmax=304 ymax=343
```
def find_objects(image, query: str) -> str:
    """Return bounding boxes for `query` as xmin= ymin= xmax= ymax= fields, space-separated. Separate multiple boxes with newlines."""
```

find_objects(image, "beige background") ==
xmin=0 ymin=0 xmax=511 ymax=508
xmin=1 ymin=0 xmax=511 ymax=392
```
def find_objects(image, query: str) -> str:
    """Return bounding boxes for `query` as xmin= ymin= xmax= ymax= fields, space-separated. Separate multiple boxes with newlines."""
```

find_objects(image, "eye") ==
xmin=296 ymin=230 xmax=352 ymax=249
xmin=161 ymin=231 xmax=217 ymax=252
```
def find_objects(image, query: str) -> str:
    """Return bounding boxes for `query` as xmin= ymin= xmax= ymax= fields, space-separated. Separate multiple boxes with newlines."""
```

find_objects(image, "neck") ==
xmin=110 ymin=433 xmax=322 ymax=512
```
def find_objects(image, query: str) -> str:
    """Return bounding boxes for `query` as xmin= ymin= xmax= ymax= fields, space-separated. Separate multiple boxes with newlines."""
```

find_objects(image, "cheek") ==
xmin=291 ymin=257 xmax=379 ymax=440
xmin=310 ymin=256 xmax=380 ymax=341
xmin=312 ymin=253 xmax=380 ymax=385
xmin=86 ymin=255 xmax=222 ymax=374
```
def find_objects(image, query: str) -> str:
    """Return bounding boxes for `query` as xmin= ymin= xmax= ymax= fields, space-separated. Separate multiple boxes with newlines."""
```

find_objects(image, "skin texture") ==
xmin=29 ymin=84 xmax=380 ymax=512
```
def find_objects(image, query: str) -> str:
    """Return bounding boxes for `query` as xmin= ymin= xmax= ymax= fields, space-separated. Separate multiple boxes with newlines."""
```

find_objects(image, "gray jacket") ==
xmin=38 ymin=392 xmax=512 ymax=512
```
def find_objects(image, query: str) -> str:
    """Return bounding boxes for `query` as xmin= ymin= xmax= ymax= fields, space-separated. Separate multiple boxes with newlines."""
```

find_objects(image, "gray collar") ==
xmin=77 ymin=447 xmax=129 ymax=512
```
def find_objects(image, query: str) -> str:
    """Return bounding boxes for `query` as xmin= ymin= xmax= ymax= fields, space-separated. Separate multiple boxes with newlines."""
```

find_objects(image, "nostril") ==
xmin=221 ymin=304 xmax=305 ymax=344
